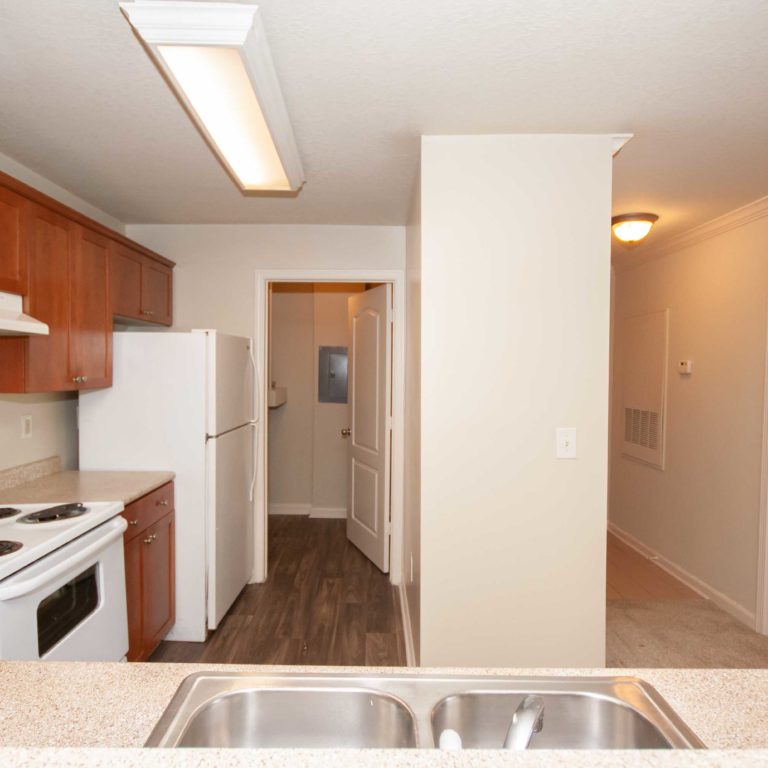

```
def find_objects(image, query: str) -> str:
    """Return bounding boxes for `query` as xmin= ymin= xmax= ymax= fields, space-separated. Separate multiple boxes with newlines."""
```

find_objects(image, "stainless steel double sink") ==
xmin=146 ymin=672 xmax=704 ymax=750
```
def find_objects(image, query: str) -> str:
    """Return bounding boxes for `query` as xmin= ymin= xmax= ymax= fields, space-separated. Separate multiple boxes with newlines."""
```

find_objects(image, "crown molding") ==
xmin=611 ymin=134 xmax=633 ymax=157
xmin=624 ymin=195 xmax=768 ymax=268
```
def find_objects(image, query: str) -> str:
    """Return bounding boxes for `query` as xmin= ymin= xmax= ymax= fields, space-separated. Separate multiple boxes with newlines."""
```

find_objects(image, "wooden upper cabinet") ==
xmin=24 ymin=204 xmax=74 ymax=392
xmin=69 ymin=227 xmax=112 ymax=389
xmin=141 ymin=259 xmax=173 ymax=326
xmin=110 ymin=242 xmax=172 ymax=326
xmin=110 ymin=243 xmax=143 ymax=320
xmin=0 ymin=187 xmax=28 ymax=294
xmin=0 ymin=171 xmax=174 ymax=393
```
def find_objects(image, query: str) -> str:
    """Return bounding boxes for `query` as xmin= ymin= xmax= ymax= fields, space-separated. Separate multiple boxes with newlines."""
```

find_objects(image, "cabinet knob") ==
xmin=128 ymin=519 xmax=139 ymax=526
xmin=158 ymin=499 xmax=168 ymax=507
xmin=81 ymin=376 xmax=88 ymax=383
xmin=151 ymin=533 xmax=157 ymax=541
xmin=72 ymin=376 xmax=82 ymax=384
xmin=341 ymin=427 xmax=351 ymax=437
xmin=141 ymin=310 xmax=155 ymax=316
xmin=143 ymin=536 xmax=153 ymax=544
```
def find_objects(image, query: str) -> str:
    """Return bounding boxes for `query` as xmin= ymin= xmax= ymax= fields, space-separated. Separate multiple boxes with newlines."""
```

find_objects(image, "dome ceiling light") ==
xmin=611 ymin=213 xmax=659 ymax=246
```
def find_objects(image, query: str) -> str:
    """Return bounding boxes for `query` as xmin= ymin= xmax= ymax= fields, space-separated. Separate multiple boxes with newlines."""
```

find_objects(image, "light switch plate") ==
xmin=556 ymin=427 xmax=577 ymax=459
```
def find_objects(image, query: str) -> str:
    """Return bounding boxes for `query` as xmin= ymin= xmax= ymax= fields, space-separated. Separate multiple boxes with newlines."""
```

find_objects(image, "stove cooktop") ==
xmin=0 ymin=500 xmax=125 ymax=581
xmin=18 ymin=502 xmax=89 ymax=524
xmin=0 ymin=541 xmax=22 ymax=556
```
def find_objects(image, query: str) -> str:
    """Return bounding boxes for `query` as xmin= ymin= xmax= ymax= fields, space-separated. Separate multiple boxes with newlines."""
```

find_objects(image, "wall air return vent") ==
xmin=624 ymin=408 xmax=659 ymax=451
xmin=620 ymin=309 xmax=668 ymax=469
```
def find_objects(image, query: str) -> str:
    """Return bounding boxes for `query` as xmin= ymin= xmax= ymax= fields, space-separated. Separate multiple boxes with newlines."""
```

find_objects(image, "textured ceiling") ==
xmin=0 ymin=0 xmax=767 ymax=256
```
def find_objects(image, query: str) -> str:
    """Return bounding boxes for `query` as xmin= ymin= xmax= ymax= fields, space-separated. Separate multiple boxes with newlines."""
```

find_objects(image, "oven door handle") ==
xmin=0 ymin=517 xmax=127 ymax=601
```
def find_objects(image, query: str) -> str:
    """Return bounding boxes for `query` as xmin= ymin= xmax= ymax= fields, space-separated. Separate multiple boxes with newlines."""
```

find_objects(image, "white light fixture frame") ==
xmin=120 ymin=1 xmax=304 ymax=192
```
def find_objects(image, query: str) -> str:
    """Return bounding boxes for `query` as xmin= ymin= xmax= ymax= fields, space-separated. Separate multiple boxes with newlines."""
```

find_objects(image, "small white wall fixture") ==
xmin=120 ymin=1 xmax=304 ymax=192
xmin=252 ymin=269 xmax=406 ymax=586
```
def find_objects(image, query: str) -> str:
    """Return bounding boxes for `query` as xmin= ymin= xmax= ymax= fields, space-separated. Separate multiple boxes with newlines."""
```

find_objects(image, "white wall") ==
xmin=610 ymin=211 xmax=768 ymax=624
xmin=0 ymin=153 xmax=125 ymax=473
xmin=125 ymin=225 xmax=405 ymax=338
xmin=0 ymin=150 xmax=125 ymax=232
xmin=403 ymin=174 xmax=422 ymax=662
xmin=418 ymin=134 xmax=613 ymax=667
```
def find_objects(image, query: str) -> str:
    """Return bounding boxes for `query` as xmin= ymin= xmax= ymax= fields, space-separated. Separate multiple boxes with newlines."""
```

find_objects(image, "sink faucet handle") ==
xmin=503 ymin=694 xmax=545 ymax=750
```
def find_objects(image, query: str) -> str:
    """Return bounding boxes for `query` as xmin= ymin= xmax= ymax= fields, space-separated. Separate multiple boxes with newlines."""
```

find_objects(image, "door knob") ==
xmin=341 ymin=428 xmax=351 ymax=437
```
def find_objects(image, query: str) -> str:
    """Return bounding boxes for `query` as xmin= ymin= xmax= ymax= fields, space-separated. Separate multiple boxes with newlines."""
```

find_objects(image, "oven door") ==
xmin=0 ymin=516 xmax=128 ymax=661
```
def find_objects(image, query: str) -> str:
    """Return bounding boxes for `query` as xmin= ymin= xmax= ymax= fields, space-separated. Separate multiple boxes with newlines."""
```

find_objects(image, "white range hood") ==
xmin=0 ymin=292 xmax=49 ymax=336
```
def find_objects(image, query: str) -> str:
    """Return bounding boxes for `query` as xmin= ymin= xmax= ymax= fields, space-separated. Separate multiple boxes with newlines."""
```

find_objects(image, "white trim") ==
xmin=268 ymin=503 xmax=311 ymax=516
xmin=398 ymin=584 xmax=416 ymax=667
xmin=310 ymin=506 xmax=347 ymax=519
xmin=608 ymin=522 xmax=756 ymax=629
xmin=252 ymin=269 xmax=406 ymax=588
xmin=631 ymin=196 xmax=768 ymax=267
xmin=756 ymin=300 xmax=768 ymax=635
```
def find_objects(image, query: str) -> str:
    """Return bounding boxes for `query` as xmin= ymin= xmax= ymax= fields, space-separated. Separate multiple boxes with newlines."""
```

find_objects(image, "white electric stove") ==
xmin=0 ymin=501 xmax=128 ymax=661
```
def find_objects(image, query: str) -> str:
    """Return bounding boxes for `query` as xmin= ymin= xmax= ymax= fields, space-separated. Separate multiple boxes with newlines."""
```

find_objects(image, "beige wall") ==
xmin=403 ymin=174 xmax=422 ymax=662
xmin=610 ymin=214 xmax=768 ymax=622
xmin=125 ymin=225 xmax=405 ymax=338
xmin=268 ymin=283 xmax=365 ymax=514
xmin=419 ymin=134 xmax=613 ymax=667
xmin=0 ymin=394 xmax=78 ymax=472
xmin=0 ymin=153 xmax=125 ymax=473
xmin=268 ymin=287 xmax=315 ymax=507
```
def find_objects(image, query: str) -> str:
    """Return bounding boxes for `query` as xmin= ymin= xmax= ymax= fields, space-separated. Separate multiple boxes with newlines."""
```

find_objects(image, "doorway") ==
xmin=255 ymin=270 xmax=407 ymax=665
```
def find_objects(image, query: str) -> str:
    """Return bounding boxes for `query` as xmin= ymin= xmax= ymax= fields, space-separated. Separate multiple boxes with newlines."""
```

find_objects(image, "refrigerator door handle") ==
xmin=248 ymin=338 xmax=260 ymax=424
xmin=249 ymin=422 xmax=257 ymax=502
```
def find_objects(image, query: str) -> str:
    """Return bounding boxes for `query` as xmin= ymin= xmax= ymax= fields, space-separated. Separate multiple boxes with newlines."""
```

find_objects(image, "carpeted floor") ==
xmin=607 ymin=598 xmax=768 ymax=668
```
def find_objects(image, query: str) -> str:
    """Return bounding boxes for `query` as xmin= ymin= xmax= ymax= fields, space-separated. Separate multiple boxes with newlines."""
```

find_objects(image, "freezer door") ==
xmin=207 ymin=332 xmax=254 ymax=436
xmin=207 ymin=424 xmax=254 ymax=629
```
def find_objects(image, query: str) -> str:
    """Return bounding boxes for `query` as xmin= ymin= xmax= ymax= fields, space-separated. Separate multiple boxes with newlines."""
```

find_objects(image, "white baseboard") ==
xmin=310 ymin=506 xmax=347 ymax=519
xmin=268 ymin=503 xmax=311 ymax=516
xmin=398 ymin=583 xmax=417 ymax=667
xmin=608 ymin=522 xmax=756 ymax=629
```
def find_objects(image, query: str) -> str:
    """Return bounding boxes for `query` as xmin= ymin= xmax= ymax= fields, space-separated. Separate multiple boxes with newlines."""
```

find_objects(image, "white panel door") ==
xmin=346 ymin=284 xmax=392 ymax=572
xmin=207 ymin=423 xmax=254 ymax=629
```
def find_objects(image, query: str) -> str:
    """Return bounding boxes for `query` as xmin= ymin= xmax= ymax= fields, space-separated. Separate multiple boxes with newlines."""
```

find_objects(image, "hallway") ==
xmin=151 ymin=516 xmax=406 ymax=666
xmin=606 ymin=532 xmax=768 ymax=667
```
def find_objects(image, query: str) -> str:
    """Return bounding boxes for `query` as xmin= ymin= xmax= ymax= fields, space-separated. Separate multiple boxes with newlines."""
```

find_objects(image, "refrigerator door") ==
xmin=204 ymin=331 xmax=254 ymax=437
xmin=207 ymin=423 xmax=254 ymax=629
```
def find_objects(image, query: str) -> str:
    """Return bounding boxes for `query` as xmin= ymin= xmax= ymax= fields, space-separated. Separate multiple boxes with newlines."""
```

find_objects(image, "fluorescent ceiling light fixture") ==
xmin=611 ymin=212 xmax=659 ymax=246
xmin=120 ymin=1 xmax=304 ymax=192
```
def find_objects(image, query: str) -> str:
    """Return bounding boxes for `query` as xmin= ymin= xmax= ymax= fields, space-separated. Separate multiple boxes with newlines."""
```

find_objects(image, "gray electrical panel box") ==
xmin=318 ymin=346 xmax=348 ymax=404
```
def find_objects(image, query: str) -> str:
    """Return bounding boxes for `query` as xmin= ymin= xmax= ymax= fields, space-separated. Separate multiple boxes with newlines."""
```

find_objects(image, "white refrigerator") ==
xmin=78 ymin=330 xmax=257 ymax=642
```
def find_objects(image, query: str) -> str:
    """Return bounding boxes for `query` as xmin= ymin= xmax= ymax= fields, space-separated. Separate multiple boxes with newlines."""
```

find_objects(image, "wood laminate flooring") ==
xmin=606 ymin=532 xmax=700 ymax=601
xmin=150 ymin=515 xmax=406 ymax=666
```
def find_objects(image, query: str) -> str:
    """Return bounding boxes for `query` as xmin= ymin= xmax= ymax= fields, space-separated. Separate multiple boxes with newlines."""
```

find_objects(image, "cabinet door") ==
xmin=69 ymin=227 xmax=112 ymax=389
xmin=124 ymin=535 xmax=143 ymax=662
xmin=0 ymin=187 xmax=28 ymax=294
xmin=141 ymin=258 xmax=172 ymax=326
xmin=141 ymin=511 xmax=175 ymax=655
xmin=110 ymin=243 xmax=143 ymax=321
xmin=25 ymin=204 xmax=73 ymax=392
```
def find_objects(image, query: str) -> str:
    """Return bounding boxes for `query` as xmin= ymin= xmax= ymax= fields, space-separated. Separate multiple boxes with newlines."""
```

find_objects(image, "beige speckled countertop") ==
xmin=0 ymin=471 xmax=174 ymax=506
xmin=1 ymin=662 xmax=768 ymax=766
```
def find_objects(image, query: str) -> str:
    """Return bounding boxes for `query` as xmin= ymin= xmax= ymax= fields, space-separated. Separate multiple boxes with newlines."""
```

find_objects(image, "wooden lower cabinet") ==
xmin=122 ymin=482 xmax=175 ymax=662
